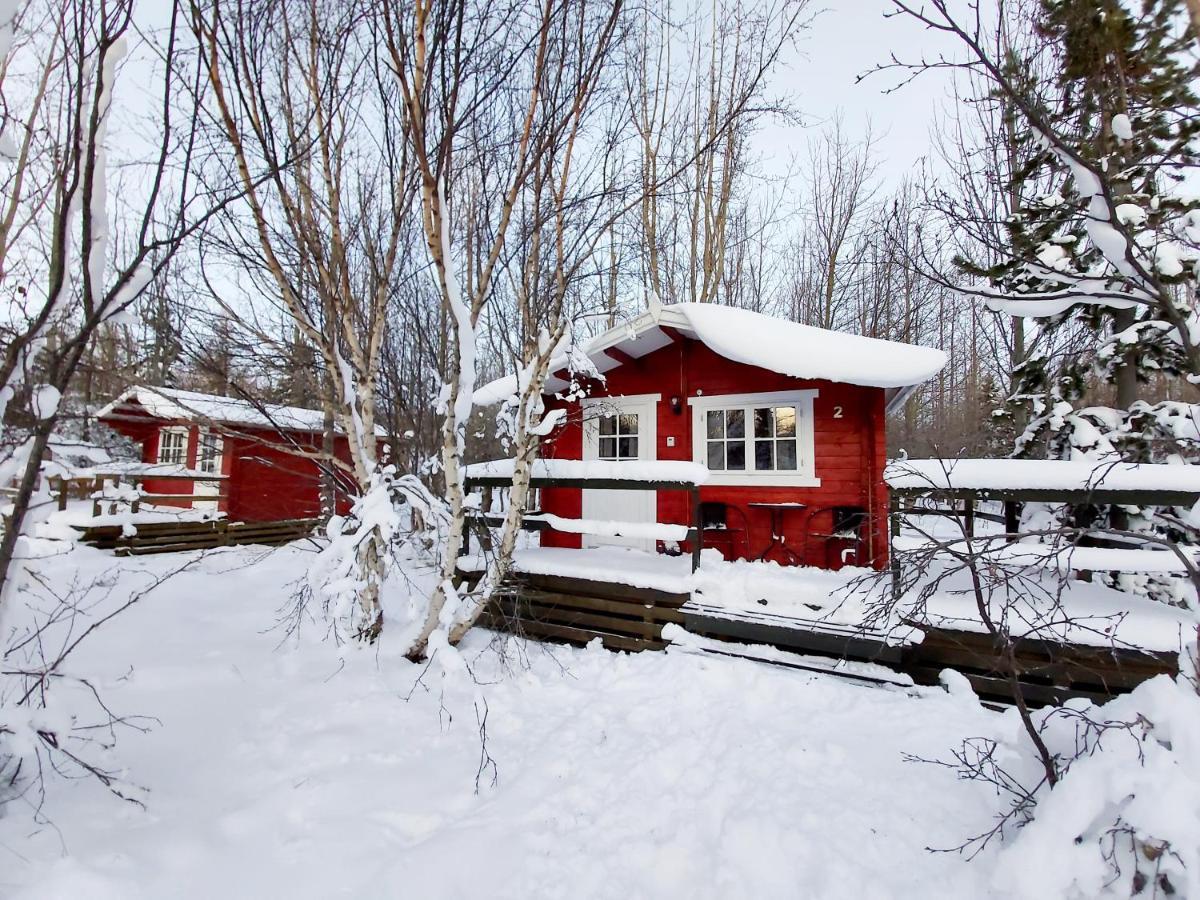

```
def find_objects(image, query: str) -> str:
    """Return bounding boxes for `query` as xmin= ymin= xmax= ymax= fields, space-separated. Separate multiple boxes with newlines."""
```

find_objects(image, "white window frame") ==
xmin=156 ymin=426 xmax=190 ymax=465
xmin=688 ymin=390 xmax=820 ymax=487
xmin=196 ymin=427 xmax=224 ymax=475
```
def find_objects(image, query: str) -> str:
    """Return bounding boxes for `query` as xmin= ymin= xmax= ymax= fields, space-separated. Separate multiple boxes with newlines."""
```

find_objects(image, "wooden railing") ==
xmin=463 ymin=470 xmax=703 ymax=571
xmin=47 ymin=472 xmax=227 ymax=517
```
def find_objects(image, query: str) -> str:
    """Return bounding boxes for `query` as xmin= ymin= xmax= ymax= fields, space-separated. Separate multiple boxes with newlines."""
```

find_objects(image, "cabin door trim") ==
xmin=580 ymin=393 xmax=660 ymax=551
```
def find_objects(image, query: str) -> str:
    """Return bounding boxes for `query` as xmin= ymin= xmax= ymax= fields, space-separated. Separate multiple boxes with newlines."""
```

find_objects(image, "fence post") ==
xmin=963 ymin=497 xmax=975 ymax=539
xmin=889 ymin=495 xmax=902 ymax=602
xmin=690 ymin=486 xmax=702 ymax=573
xmin=1004 ymin=500 xmax=1019 ymax=543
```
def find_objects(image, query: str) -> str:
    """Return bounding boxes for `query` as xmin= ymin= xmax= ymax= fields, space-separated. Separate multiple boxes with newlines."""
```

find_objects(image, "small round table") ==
xmin=748 ymin=502 xmax=807 ymax=566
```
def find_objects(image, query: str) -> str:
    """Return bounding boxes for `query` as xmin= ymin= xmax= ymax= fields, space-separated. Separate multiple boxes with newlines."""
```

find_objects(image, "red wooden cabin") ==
xmin=480 ymin=304 xmax=945 ymax=570
xmin=97 ymin=386 xmax=385 ymax=522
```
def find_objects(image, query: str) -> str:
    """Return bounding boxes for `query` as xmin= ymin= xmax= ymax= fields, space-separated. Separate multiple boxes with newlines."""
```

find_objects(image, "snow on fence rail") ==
xmin=464 ymin=458 xmax=706 ymax=570
xmin=885 ymin=458 xmax=1200 ymax=505
xmin=48 ymin=472 xmax=228 ymax=516
xmin=893 ymin=535 xmax=1200 ymax=574
xmin=463 ymin=458 xmax=709 ymax=487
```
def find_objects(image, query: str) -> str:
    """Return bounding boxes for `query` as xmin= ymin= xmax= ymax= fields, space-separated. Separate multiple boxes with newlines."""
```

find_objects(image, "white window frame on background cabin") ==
xmin=156 ymin=426 xmax=190 ymax=465
xmin=196 ymin=427 xmax=224 ymax=475
xmin=688 ymin=390 xmax=820 ymax=487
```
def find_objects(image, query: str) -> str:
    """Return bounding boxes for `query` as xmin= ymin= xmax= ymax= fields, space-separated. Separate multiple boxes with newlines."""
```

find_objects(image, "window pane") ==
xmin=755 ymin=440 xmax=774 ymax=470
xmin=618 ymin=436 xmax=638 ymax=459
xmin=619 ymin=413 xmax=638 ymax=435
xmin=777 ymin=439 xmax=797 ymax=470
xmin=707 ymin=441 xmax=725 ymax=470
xmin=775 ymin=406 xmax=796 ymax=438
xmin=599 ymin=415 xmax=616 ymax=436
xmin=726 ymin=409 xmax=745 ymax=438
xmin=599 ymin=437 xmax=617 ymax=459
xmin=727 ymin=441 xmax=746 ymax=470
xmin=754 ymin=407 xmax=773 ymax=438
xmin=706 ymin=409 xmax=724 ymax=439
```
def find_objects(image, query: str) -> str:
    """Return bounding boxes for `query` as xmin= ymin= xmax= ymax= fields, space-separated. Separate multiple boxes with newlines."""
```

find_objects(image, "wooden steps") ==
xmin=478 ymin=569 xmax=1179 ymax=706
xmin=681 ymin=600 xmax=906 ymax=664
xmin=900 ymin=624 xmax=1179 ymax=706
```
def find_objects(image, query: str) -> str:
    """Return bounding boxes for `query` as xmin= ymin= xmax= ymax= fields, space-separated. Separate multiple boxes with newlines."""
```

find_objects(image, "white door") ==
xmin=581 ymin=395 xmax=658 ymax=550
xmin=194 ymin=428 xmax=224 ymax=511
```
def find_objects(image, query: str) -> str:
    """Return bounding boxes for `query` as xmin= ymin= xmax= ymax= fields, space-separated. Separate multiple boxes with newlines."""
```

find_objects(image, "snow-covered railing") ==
xmin=885 ymin=457 xmax=1200 ymax=598
xmin=464 ymin=458 xmax=709 ymax=489
xmin=463 ymin=458 xmax=707 ymax=571
xmin=48 ymin=471 xmax=228 ymax=516
xmin=893 ymin=536 xmax=1200 ymax=574
xmin=885 ymin=458 xmax=1200 ymax=507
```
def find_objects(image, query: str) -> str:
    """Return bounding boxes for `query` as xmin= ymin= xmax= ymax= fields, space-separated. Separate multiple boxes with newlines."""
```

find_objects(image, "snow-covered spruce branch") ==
xmin=879 ymin=0 xmax=1200 ymax=390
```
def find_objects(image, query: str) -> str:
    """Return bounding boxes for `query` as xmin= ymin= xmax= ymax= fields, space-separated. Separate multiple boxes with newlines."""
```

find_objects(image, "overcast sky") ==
xmin=755 ymin=1 xmax=963 ymax=188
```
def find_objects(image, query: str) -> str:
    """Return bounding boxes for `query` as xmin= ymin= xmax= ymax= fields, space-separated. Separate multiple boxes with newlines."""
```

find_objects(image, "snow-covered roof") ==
xmin=97 ymin=386 xmax=387 ymax=437
xmin=475 ymin=303 xmax=947 ymax=407
xmin=885 ymin=457 xmax=1200 ymax=495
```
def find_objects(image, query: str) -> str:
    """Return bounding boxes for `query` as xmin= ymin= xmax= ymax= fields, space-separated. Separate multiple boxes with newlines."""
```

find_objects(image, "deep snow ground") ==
xmin=1 ymin=544 xmax=1010 ymax=899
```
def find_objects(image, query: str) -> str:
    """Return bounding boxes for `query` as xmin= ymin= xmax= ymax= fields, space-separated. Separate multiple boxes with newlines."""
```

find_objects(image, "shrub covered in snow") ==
xmin=962 ymin=658 xmax=1200 ymax=899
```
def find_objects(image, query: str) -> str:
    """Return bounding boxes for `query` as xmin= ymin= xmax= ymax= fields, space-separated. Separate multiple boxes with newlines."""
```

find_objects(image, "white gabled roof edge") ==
xmin=475 ymin=303 xmax=947 ymax=405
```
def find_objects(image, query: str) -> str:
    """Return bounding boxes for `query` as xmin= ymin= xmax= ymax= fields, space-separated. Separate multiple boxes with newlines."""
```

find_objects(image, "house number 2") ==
xmin=832 ymin=406 xmax=844 ymax=418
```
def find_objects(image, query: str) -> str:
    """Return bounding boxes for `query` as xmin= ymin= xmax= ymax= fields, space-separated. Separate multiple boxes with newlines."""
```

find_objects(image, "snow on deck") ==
xmin=465 ymin=545 xmax=1194 ymax=654
xmin=885 ymin=457 xmax=1200 ymax=494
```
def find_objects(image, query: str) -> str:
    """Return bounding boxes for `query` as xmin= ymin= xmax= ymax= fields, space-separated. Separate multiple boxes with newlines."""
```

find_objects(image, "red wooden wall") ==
xmin=538 ymin=337 xmax=890 ymax=569
xmin=101 ymin=411 xmax=360 ymax=522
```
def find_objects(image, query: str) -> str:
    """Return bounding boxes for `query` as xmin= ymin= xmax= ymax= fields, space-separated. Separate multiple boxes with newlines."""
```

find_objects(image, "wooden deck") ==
xmin=477 ymin=568 xmax=1179 ymax=705
xmin=76 ymin=517 xmax=320 ymax=555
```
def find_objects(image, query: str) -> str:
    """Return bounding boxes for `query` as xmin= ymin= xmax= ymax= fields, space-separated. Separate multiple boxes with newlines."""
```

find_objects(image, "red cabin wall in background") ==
xmin=537 ymin=338 xmax=890 ymax=569
xmin=101 ymin=409 xmax=364 ymax=522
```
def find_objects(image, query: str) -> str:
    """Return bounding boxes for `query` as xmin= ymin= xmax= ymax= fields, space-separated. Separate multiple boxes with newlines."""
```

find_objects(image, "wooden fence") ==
xmin=477 ymin=572 xmax=689 ymax=653
xmin=77 ymin=517 xmax=319 ymax=555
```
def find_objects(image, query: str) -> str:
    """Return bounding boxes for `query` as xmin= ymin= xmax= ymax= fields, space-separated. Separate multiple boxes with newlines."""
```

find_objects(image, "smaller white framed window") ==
xmin=197 ymin=428 xmax=223 ymax=474
xmin=156 ymin=426 xmax=189 ymax=465
xmin=689 ymin=390 xmax=820 ymax=487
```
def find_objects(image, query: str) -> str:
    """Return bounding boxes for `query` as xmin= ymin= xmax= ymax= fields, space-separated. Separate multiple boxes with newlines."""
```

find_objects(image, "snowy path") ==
xmin=2 ymin=546 xmax=1009 ymax=899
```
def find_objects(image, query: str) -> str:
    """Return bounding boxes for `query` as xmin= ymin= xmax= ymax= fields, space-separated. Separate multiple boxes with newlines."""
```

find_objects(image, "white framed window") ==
xmin=197 ymin=428 xmax=223 ymax=474
xmin=156 ymin=426 xmax=189 ymax=465
xmin=689 ymin=390 xmax=819 ymax=486
xmin=596 ymin=410 xmax=641 ymax=461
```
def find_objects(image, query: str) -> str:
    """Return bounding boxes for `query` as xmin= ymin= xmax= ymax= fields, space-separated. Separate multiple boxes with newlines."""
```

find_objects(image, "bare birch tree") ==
xmin=629 ymin=0 xmax=810 ymax=308
xmin=384 ymin=0 xmax=624 ymax=660
xmin=190 ymin=0 xmax=423 ymax=640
